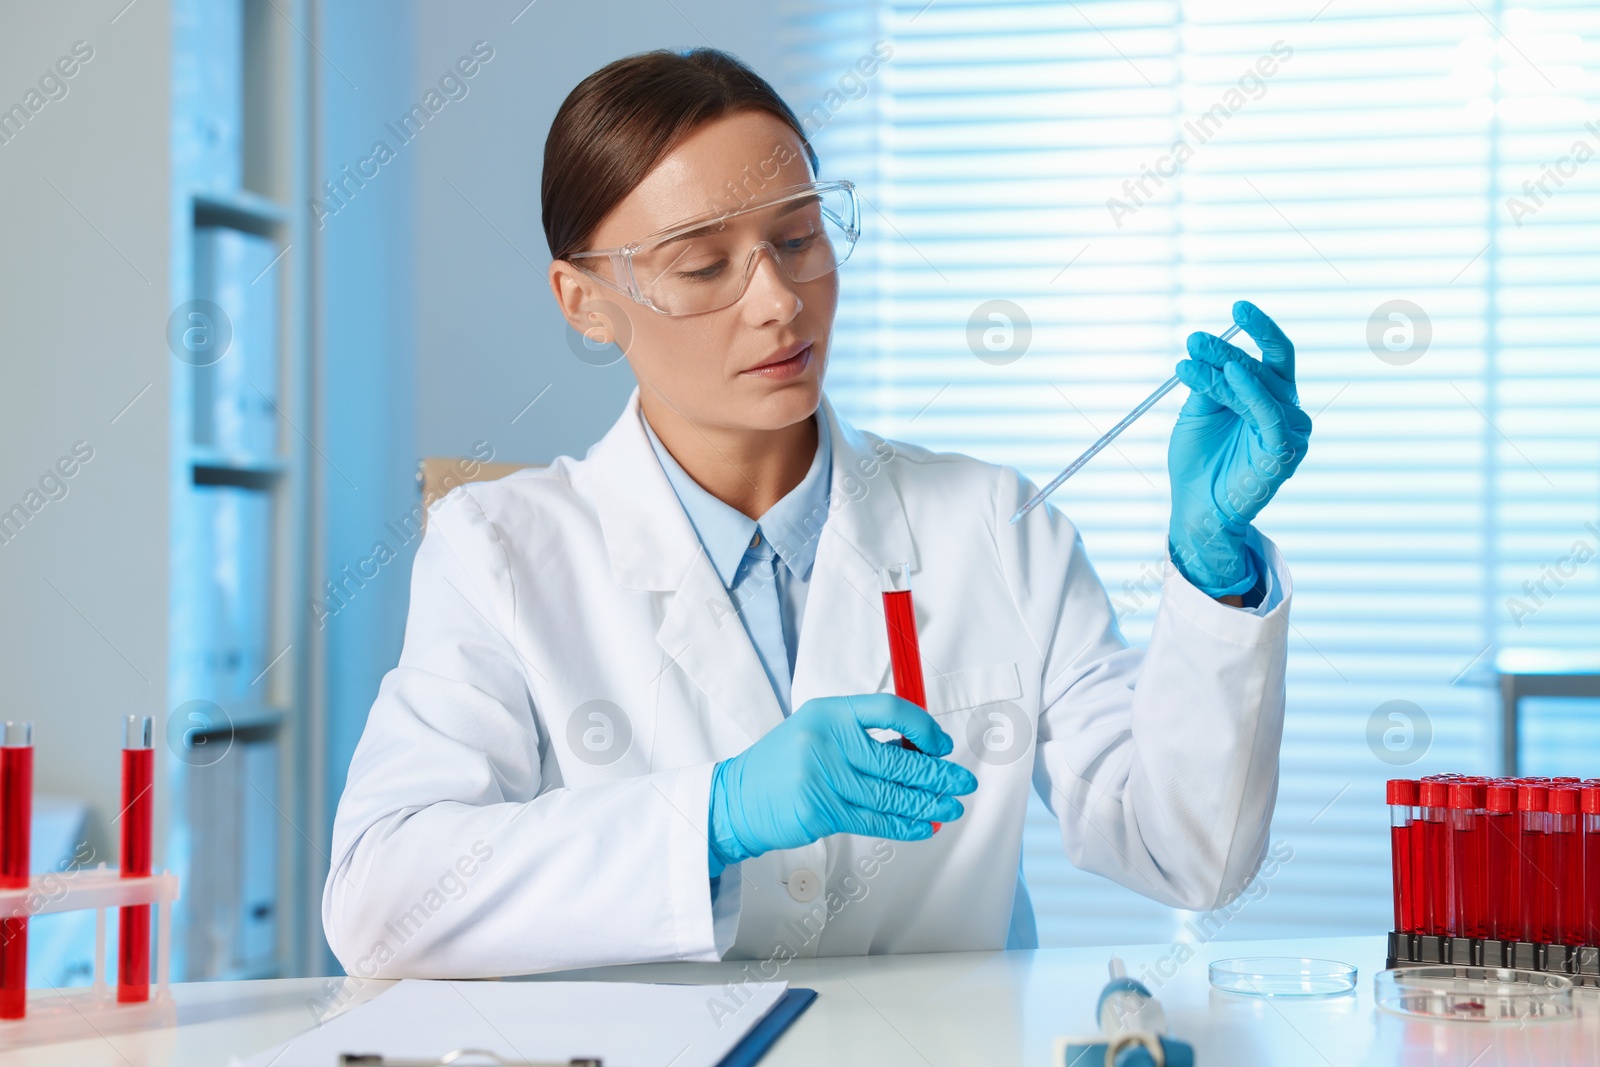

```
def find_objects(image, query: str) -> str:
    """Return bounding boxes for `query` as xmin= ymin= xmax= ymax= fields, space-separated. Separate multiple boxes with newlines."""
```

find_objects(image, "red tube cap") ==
xmin=1420 ymin=781 xmax=1451 ymax=807
xmin=1551 ymin=786 xmax=1581 ymax=815
xmin=1386 ymin=779 xmax=1418 ymax=805
xmin=1584 ymin=785 xmax=1600 ymax=815
xmin=1486 ymin=783 xmax=1518 ymax=814
xmin=1518 ymin=784 xmax=1550 ymax=812
xmin=1448 ymin=782 xmax=1484 ymax=809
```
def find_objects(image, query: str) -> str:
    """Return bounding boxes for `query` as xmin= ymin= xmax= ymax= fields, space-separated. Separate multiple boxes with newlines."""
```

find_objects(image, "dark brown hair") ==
xmin=541 ymin=48 xmax=820 ymax=262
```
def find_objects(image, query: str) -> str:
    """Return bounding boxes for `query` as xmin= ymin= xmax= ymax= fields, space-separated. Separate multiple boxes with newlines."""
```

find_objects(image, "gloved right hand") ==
xmin=707 ymin=694 xmax=978 ymax=877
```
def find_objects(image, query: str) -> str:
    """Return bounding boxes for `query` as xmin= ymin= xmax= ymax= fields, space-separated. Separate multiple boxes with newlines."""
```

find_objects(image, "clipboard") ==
xmin=319 ymin=984 xmax=818 ymax=1067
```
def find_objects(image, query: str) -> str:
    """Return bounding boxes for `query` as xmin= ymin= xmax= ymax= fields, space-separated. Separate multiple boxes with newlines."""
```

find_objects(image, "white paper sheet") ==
xmin=236 ymin=977 xmax=790 ymax=1067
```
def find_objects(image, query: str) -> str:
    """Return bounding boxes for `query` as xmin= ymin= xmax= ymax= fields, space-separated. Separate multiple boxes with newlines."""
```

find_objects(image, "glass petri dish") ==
xmin=1209 ymin=957 xmax=1358 ymax=997
xmin=1374 ymin=966 xmax=1573 ymax=1023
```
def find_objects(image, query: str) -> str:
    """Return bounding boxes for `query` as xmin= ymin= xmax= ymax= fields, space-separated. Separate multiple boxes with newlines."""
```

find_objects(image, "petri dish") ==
xmin=1374 ymin=966 xmax=1573 ymax=1023
xmin=1208 ymin=957 xmax=1358 ymax=997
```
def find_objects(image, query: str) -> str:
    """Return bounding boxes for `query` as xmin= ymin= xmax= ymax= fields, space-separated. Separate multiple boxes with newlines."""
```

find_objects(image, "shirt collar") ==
xmin=640 ymin=406 xmax=833 ymax=588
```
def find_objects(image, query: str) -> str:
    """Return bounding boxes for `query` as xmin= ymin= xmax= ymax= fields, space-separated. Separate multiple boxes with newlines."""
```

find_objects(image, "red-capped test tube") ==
xmin=880 ymin=564 xmax=938 ymax=833
xmin=1519 ymin=783 xmax=1554 ymax=944
xmin=1551 ymin=785 xmax=1584 ymax=946
xmin=1387 ymin=779 xmax=1419 ymax=933
xmin=1584 ymin=784 xmax=1600 ymax=947
xmin=118 ymin=715 xmax=154 ymax=1003
xmin=0 ymin=721 xmax=33 ymax=1020
xmin=1419 ymin=780 xmax=1452 ymax=936
xmin=1448 ymin=782 xmax=1488 ymax=939
xmin=1484 ymin=781 xmax=1522 ymax=943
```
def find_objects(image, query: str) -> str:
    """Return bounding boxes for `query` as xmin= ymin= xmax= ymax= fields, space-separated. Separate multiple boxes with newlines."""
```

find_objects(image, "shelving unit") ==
xmin=166 ymin=0 xmax=314 ymax=980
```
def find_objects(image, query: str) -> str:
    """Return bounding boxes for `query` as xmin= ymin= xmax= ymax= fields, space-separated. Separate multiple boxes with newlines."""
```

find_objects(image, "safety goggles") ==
xmin=566 ymin=179 xmax=860 ymax=317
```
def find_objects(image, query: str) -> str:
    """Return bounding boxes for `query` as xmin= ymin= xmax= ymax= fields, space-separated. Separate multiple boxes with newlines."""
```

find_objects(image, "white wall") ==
xmin=0 ymin=1 xmax=171 ymax=857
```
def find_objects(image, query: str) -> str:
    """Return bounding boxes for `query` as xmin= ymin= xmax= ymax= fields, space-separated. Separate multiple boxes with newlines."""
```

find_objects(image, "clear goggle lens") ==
xmin=578 ymin=181 xmax=858 ymax=316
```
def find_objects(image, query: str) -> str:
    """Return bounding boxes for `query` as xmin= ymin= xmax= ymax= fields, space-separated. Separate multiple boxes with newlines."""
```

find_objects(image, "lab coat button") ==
xmin=786 ymin=869 xmax=819 ymax=902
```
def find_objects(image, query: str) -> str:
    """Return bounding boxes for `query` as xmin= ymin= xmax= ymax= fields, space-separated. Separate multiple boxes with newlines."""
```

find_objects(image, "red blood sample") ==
xmin=1420 ymin=781 xmax=1452 ymax=937
xmin=1584 ymin=785 xmax=1600 ymax=947
xmin=1519 ymin=784 xmax=1554 ymax=944
xmin=1448 ymin=782 xmax=1488 ymax=939
xmin=118 ymin=716 xmax=154 ymax=1003
xmin=882 ymin=588 xmax=926 ymax=710
xmin=1388 ymin=779 xmax=1419 ymax=932
xmin=0 ymin=722 xmax=33 ymax=1020
xmin=1485 ymin=781 xmax=1522 ymax=942
xmin=880 ymin=566 xmax=938 ymax=832
xmin=1551 ymin=786 xmax=1584 ymax=946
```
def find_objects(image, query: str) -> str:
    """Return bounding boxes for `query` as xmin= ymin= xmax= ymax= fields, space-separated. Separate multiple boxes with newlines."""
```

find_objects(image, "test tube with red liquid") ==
xmin=1447 ymin=782 xmax=1487 ymax=939
xmin=1 ymin=721 xmax=33 ymax=1020
xmin=118 ymin=715 xmax=154 ymax=1003
xmin=1484 ymin=781 xmax=1521 ymax=943
xmin=880 ymin=564 xmax=938 ymax=833
xmin=1418 ymin=780 xmax=1451 ymax=937
xmin=1386 ymin=779 xmax=1419 ymax=933
xmin=1519 ymin=783 xmax=1554 ymax=944
xmin=1550 ymin=785 xmax=1584 ymax=947
xmin=1584 ymin=784 xmax=1600 ymax=947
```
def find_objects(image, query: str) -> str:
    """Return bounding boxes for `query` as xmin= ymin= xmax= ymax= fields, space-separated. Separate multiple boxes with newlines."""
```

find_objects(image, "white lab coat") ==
xmin=323 ymin=386 xmax=1291 ymax=980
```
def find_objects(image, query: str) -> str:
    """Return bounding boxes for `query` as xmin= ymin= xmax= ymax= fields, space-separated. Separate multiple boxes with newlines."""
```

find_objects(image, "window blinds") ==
xmin=779 ymin=0 xmax=1600 ymax=945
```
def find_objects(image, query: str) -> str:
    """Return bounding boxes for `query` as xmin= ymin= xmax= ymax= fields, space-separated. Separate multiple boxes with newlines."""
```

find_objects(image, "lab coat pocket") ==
xmin=928 ymin=661 xmax=1035 ymax=769
xmin=928 ymin=660 xmax=1022 ymax=716
xmin=866 ymin=661 xmax=1025 ymax=757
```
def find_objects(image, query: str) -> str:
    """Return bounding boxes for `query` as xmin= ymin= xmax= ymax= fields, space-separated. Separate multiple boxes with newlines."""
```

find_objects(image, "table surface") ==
xmin=9 ymin=935 xmax=1600 ymax=1066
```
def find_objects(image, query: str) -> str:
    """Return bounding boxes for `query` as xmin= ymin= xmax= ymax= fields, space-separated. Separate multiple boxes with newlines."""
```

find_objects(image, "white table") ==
xmin=10 ymin=935 xmax=1600 ymax=1065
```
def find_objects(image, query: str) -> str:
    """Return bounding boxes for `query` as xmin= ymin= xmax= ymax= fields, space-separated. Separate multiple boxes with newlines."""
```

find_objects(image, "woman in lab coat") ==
xmin=323 ymin=48 xmax=1311 ymax=980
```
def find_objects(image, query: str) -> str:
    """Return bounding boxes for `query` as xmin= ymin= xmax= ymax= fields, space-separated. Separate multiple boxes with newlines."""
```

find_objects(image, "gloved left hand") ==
xmin=1167 ymin=300 xmax=1312 ymax=598
xmin=706 ymin=694 xmax=977 ymax=878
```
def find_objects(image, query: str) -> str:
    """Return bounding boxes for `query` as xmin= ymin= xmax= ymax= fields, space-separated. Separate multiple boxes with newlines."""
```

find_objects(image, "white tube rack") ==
xmin=0 ymin=866 xmax=179 ymax=1049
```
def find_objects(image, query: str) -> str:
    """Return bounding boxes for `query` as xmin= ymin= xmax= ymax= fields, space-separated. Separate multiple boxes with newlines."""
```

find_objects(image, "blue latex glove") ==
xmin=707 ymin=694 xmax=979 ymax=877
xmin=1167 ymin=300 xmax=1312 ymax=598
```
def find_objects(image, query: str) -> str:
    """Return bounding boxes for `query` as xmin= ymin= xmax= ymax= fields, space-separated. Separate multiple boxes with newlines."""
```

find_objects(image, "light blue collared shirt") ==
xmin=640 ymin=407 xmax=832 ymax=718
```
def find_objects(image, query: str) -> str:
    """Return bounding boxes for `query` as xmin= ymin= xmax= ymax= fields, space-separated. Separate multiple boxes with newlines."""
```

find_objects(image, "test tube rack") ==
xmin=0 ymin=866 xmax=178 ymax=1049
xmin=1386 ymin=774 xmax=1600 ymax=988
xmin=1386 ymin=930 xmax=1600 ymax=986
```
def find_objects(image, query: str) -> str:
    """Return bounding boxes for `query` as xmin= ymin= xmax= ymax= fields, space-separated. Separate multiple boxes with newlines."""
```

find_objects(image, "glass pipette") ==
xmin=1009 ymin=323 xmax=1242 ymax=525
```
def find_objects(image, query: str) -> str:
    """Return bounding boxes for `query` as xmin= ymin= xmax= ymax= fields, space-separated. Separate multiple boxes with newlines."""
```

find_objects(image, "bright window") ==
xmin=781 ymin=0 xmax=1600 ymax=944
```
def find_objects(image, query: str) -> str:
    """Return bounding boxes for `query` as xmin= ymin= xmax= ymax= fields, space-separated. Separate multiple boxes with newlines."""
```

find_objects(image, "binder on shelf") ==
xmin=236 ymin=738 xmax=279 ymax=972
xmin=171 ymin=0 xmax=243 ymax=190
xmin=179 ymin=477 xmax=279 ymax=982
xmin=184 ymin=713 xmax=280 ymax=981
xmin=192 ymin=483 xmax=273 ymax=704
xmin=193 ymin=225 xmax=280 ymax=463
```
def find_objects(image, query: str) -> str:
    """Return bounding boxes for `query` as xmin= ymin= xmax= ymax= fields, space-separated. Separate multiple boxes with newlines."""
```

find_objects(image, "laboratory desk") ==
xmin=10 ymin=935 xmax=1600 ymax=1066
